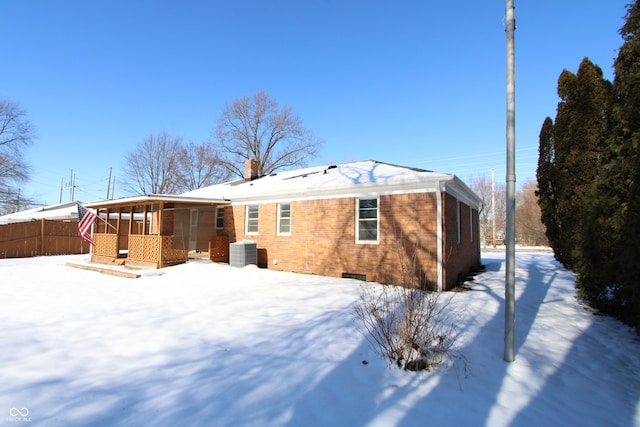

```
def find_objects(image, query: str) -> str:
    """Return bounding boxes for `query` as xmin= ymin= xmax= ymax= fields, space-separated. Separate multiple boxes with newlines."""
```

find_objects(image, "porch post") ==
xmin=116 ymin=208 xmax=122 ymax=231
xmin=128 ymin=206 xmax=134 ymax=235
xmin=142 ymin=204 xmax=148 ymax=235
xmin=158 ymin=202 xmax=164 ymax=266
xmin=117 ymin=208 xmax=122 ymax=254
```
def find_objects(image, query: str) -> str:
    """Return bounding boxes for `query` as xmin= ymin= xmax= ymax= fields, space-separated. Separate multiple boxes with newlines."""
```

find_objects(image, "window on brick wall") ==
xmin=469 ymin=207 xmax=473 ymax=243
xmin=277 ymin=203 xmax=291 ymax=235
xmin=216 ymin=206 xmax=224 ymax=229
xmin=356 ymin=198 xmax=379 ymax=243
xmin=245 ymin=205 xmax=259 ymax=234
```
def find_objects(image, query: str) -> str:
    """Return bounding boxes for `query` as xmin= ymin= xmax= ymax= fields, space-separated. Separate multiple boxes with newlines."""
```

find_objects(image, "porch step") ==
xmin=188 ymin=251 xmax=210 ymax=260
xmin=65 ymin=263 xmax=141 ymax=279
xmin=124 ymin=260 xmax=159 ymax=270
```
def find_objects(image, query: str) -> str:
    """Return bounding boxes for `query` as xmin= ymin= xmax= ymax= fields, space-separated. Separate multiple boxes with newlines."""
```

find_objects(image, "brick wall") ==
xmin=217 ymin=191 xmax=479 ymax=289
xmin=442 ymin=193 xmax=481 ymax=287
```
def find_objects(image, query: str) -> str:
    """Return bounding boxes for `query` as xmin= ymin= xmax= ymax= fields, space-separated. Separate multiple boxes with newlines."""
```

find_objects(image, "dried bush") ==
xmin=353 ymin=284 xmax=464 ymax=372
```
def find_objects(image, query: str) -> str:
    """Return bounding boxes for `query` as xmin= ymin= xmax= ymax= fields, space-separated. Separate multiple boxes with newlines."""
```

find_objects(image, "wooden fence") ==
xmin=0 ymin=219 xmax=90 ymax=258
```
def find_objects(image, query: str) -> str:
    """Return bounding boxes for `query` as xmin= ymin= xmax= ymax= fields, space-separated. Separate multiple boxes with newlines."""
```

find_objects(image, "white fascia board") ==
xmin=442 ymin=178 xmax=482 ymax=210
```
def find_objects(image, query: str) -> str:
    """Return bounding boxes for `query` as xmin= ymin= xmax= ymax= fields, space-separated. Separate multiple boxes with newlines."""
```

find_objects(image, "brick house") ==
xmin=182 ymin=159 xmax=481 ymax=291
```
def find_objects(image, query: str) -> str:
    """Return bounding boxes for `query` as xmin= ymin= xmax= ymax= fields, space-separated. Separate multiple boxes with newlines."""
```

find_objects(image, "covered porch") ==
xmin=85 ymin=195 xmax=229 ymax=269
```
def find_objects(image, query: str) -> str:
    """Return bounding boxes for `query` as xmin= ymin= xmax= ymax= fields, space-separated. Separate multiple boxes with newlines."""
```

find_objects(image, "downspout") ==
xmin=436 ymin=181 xmax=443 ymax=292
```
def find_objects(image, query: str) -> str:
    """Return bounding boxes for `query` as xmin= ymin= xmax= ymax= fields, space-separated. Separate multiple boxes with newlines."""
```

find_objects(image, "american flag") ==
xmin=77 ymin=204 xmax=97 ymax=246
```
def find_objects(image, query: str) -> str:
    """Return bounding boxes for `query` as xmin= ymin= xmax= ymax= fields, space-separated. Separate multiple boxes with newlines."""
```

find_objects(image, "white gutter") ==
xmin=85 ymin=194 xmax=229 ymax=209
xmin=436 ymin=180 xmax=443 ymax=292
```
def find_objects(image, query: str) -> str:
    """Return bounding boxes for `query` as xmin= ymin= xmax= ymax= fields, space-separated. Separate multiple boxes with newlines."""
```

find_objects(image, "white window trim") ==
xmin=355 ymin=197 xmax=380 ymax=244
xmin=245 ymin=205 xmax=259 ymax=235
xmin=277 ymin=202 xmax=291 ymax=236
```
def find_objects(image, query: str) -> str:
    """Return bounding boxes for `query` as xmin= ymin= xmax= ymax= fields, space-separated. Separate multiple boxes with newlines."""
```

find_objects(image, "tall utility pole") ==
xmin=504 ymin=0 xmax=517 ymax=363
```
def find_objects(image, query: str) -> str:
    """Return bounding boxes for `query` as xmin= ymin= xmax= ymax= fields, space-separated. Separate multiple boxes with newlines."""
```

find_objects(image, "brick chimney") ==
xmin=245 ymin=158 xmax=259 ymax=181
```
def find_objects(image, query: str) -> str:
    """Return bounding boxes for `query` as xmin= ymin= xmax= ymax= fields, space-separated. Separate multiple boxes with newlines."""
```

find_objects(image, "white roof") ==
xmin=183 ymin=160 xmax=481 ymax=209
xmin=0 ymin=201 xmax=80 ymax=224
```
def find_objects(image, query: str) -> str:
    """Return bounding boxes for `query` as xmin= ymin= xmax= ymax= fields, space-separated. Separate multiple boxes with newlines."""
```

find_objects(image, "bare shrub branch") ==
xmin=354 ymin=285 xmax=464 ymax=372
xmin=354 ymin=221 xmax=467 ymax=374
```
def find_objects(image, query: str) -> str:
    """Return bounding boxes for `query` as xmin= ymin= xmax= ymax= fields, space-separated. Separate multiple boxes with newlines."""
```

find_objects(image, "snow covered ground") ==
xmin=0 ymin=252 xmax=639 ymax=426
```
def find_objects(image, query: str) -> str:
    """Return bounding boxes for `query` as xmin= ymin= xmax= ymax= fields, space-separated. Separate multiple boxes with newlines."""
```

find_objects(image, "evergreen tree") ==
xmin=536 ymin=1 xmax=640 ymax=333
xmin=536 ymin=117 xmax=562 ymax=260
xmin=577 ymin=171 xmax=620 ymax=304
xmin=551 ymin=58 xmax=613 ymax=268
xmin=610 ymin=0 xmax=640 ymax=331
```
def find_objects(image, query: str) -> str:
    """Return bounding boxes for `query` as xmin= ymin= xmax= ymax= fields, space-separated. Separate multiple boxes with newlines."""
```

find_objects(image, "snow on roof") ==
xmin=0 ymin=201 xmax=80 ymax=224
xmin=183 ymin=160 xmax=481 ymax=208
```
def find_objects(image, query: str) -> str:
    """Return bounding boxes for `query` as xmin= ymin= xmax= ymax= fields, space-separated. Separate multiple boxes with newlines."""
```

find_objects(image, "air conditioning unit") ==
xmin=229 ymin=241 xmax=257 ymax=268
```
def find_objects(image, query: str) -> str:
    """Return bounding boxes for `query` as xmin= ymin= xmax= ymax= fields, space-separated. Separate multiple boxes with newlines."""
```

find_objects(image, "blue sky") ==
xmin=1 ymin=0 xmax=629 ymax=205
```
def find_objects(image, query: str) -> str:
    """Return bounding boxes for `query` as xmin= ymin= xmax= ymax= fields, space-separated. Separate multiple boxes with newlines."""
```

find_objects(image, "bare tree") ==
xmin=122 ymin=131 xmax=183 ymax=195
xmin=0 ymin=186 xmax=35 ymax=215
xmin=175 ymin=141 xmax=231 ymax=192
xmin=215 ymin=91 xmax=322 ymax=178
xmin=0 ymin=99 xmax=35 ymax=212
xmin=516 ymin=180 xmax=548 ymax=246
xmin=469 ymin=175 xmax=547 ymax=247
xmin=468 ymin=175 xmax=506 ymax=246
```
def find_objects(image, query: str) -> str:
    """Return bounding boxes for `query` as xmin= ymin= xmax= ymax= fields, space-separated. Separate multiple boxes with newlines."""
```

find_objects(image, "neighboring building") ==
xmin=185 ymin=159 xmax=481 ymax=290
xmin=0 ymin=201 xmax=91 ymax=257
xmin=0 ymin=201 xmax=82 ymax=224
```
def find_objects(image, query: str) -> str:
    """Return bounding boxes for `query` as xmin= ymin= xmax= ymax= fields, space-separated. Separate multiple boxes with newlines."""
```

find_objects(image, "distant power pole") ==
xmin=63 ymin=170 xmax=77 ymax=202
xmin=106 ymin=167 xmax=112 ymax=200
xmin=504 ymin=0 xmax=517 ymax=363
xmin=491 ymin=168 xmax=496 ymax=247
